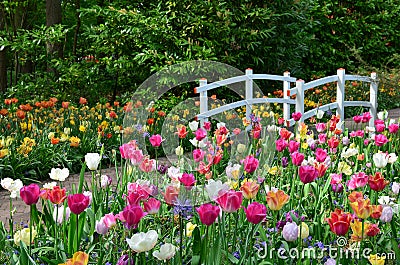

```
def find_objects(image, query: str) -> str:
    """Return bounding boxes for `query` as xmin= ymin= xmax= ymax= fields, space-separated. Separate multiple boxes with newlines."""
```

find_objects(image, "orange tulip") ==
xmin=16 ymin=109 xmax=26 ymax=119
xmin=240 ymin=179 xmax=260 ymax=199
xmin=79 ymin=97 xmax=87 ymax=105
xmin=51 ymin=137 xmax=60 ymax=145
xmin=266 ymin=189 xmax=289 ymax=211
xmin=370 ymin=205 xmax=383 ymax=219
xmin=348 ymin=191 xmax=364 ymax=203
xmin=59 ymin=251 xmax=89 ymax=265
xmin=350 ymin=198 xmax=372 ymax=219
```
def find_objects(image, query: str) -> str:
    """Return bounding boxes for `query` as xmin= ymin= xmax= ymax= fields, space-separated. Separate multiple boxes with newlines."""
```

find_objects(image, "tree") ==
xmin=0 ymin=12 xmax=6 ymax=92
xmin=46 ymin=0 xmax=62 ymax=71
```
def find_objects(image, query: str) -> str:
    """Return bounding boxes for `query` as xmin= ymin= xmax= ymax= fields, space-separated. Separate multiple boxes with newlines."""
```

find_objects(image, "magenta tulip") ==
xmin=243 ymin=202 xmax=267 ymax=224
xmin=374 ymin=134 xmax=388 ymax=146
xmin=192 ymin=149 xmax=205 ymax=162
xmin=67 ymin=193 xmax=90 ymax=215
xmin=117 ymin=205 xmax=147 ymax=229
xmin=389 ymin=123 xmax=399 ymax=134
xmin=178 ymin=173 xmax=196 ymax=188
xmin=292 ymin=112 xmax=302 ymax=121
xmin=298 ymin=165 xmax=318 ymax=184
xmin=195 ymin=128 xmax=207 ymax=141
xmin=242 ymin=155 xmax=259 ymax=174
xmin=149 ymin=134 xmax=163 ymax=147
xmin=216 ymin=190 xmax=243 ymax=213
xmin=196 ymin=203 xmax=220 ymax=226
xmin=288 ymin=140 xmax=300 ymax=153
xmin=20 ymin=184 xmax=40 ymax=205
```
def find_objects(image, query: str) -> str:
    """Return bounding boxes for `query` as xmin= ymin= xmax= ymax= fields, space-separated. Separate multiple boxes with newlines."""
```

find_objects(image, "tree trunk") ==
xmin=73 ymin=0 xmax=80 ymax=57
xmin=0 ymin=15 xmax=7 ymax=92
xmin=46 ymin=0 xmax=62 ymax=72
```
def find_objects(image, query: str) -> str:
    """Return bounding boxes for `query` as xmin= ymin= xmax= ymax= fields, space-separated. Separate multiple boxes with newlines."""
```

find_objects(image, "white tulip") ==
xmin=49 ymin=168 xmax=70 ymax=182
xmin=126 ymin=230 xmax=158 ymax=253
xmin=373 ymin=152 xmax=388 ymax=168
xmin=316 ymin=110 xmax=324 ymax=119
xmin=53 ymin=205 xmax=71 ymax=224
xmin=205 ymin=179 xmax=229 ymax=201
xmin=153 ymin=243 xmax=177 ymax=260
xmin=175 ymin=146 xmax=183 ymax=156
xmin=392 ymin=182 xmax=400 ymax=195
xmin=85 ymin=153 xmax=101 ymax=170
xmin=188 ymin=121 xmax=199 ymax=132
xmin=1 ymin=178 xmax=23 ymax=198
xmin=388 ymin=153 xmax=398 ymax=164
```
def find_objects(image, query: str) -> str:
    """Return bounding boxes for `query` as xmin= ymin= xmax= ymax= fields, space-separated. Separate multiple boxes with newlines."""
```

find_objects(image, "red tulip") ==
xmin=216 ymin=190 xmax=243 ymax=213
xmin=176 ymin=125 xmax=188 ymax=138
xmin=48 ymin=186 xmax=67 ymax=205
xmin=20 ymin=184 xmax=41 ymax=205
xmin=298 ymin=165 xmax=318 ymax=184
xmin=368 ymin=172 xmax=389 ymax=191
xmin=243 ymin=202 xmax=267 ymax=224
xmin=196 ymin=203 xmax=220 ymax=226
xmin=67 ymin=194 xmax=90 ymax=215
xmin=326 ymin=209 xmax=352 ymax=236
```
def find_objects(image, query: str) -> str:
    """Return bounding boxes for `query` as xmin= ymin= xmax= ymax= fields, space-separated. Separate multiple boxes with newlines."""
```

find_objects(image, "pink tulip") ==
xmin=196 ymin=203 xmax=220 ymax=226
xmin=275 ymin=138 xmax=288 ymax=152
xmin=162 ymin=186 xmax=179 ymax=205
xmin=318 ymin=133 xmax=327 ymax=144
xmin=347 ymin=172 xmax=368 ymax=190
xmin=103 ymin=213 xmax=117 ymax=228
xmin=119 ymin=143 xmax=136 ymax=159
xmin=67 ymin=194 xmax=90 ymax=215
xmin=389 ymin=123 xmax=399 ymax=134
xmin=216 ymin=190 xmax=243 ymax=213
xmin=315 ymin=148 xmax=328 ymax=163
xmin=288 ymin=140 xmax=300 ymax=153
xmin=96 ymin=217 xmax=109 ymax=235
xmin=298 ymin=165 xmax=318 ymax=184
xmin=117 ymin=205 xmax=147 ymax=229
xmin=195 ymin=128 xmax=207 ymax=141
xmin=375 ymin=121 xmax=385 ymax=133
xmin=291 ymin=152 xmax=305 ymax=166
xmin=243 ymin=202 xmax=267 ymax=224
xmin=149 ymin=134 xmax=163 ymax=147
xmin=20 ymin=184 xmax=40 ymax=205
xmin=143 ymin=198 xmax=161 ymax=214
xmin=242 ymin=155 xmax=259 ymax=174
xmin=292 ymin=112 xmax=302 ymax=121
xmin=192 ymin=149 xmax=205 ymax=162
xmin=374 ymin=134 xmax=388 ymax=146
xmin=139 ymin=157 xmax=156 ymax=172
xmin=315 ymin=123 xmax=326 ymax=133
xmin=130 ymin=150 xmax=144 ymax=165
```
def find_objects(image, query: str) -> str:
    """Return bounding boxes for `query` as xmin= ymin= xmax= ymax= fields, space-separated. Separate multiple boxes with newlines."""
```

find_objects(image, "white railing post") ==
xmin=336 ymin=68 xmax=345 ymax=128
xmin=369 ymin=72 xmax=378 ymax=127
xmin=295 ymin=79 xmax=304 ymax=121
xmin=245 ymin=68 xmax=253 ymax=120
xmin=199 ymin=78 xmax=208 ymax=126
xmin=283 ymin=71 xmax=291 ymax=121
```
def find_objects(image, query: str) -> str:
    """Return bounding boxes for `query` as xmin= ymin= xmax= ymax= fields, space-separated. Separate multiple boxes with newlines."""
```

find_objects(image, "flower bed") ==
xmin=1 ymin=106 xmax=400 ymax=264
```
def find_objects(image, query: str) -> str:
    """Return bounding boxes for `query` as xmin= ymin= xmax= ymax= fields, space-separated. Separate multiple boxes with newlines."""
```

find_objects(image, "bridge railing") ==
xmin=195 ymin=68 xmax=378 ymax=128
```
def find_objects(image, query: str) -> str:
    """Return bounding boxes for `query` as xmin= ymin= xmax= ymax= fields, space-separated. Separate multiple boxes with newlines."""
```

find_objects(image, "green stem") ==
xmin=9 ymin=197 xmax=13 ymax=239
xmin=29 ymin=205 xmax=33 ymax=256
xmin=55 ymin=205 xmax=58 ymax=260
